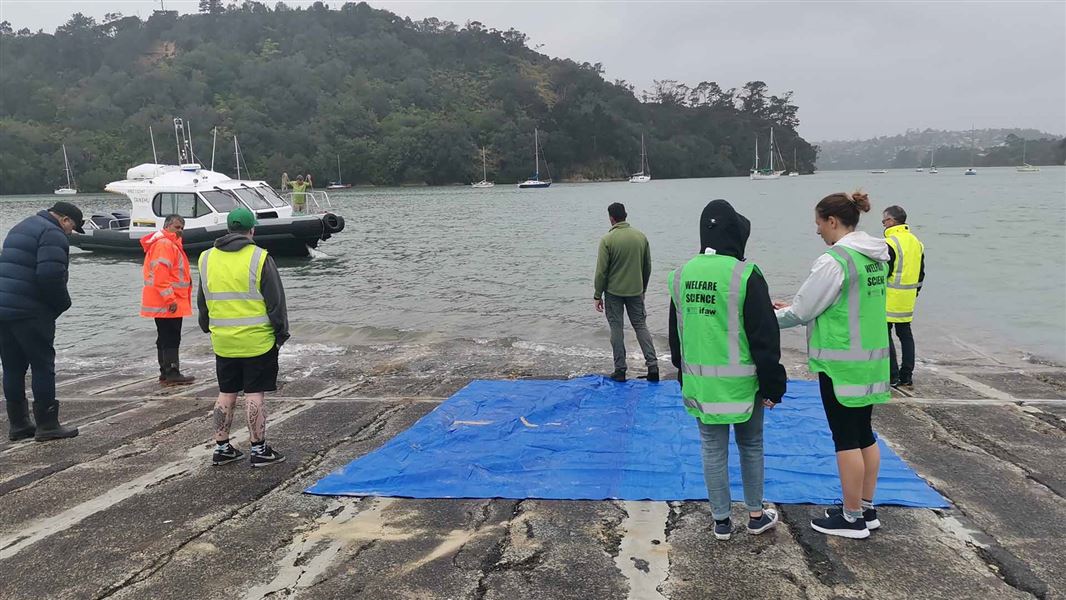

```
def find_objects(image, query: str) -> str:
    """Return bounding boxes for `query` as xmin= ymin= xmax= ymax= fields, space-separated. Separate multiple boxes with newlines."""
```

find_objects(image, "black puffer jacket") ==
xmin=668 ymin=199 xmax=787 ymax=402
xmin=0 ymin=210 xmax=72 ymax=320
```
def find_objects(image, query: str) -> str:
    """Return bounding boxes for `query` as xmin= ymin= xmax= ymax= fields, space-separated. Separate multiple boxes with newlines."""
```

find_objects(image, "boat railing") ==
xmin=283 ymin=190 xmax=333 ymax=214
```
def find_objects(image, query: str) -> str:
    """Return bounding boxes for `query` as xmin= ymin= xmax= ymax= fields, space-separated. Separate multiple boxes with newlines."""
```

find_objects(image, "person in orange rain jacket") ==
xmin=141 ymin=215 xmax=195 ymax=385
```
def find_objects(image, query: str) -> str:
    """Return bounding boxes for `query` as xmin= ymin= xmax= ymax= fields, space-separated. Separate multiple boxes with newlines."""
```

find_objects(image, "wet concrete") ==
xmin=1 ymin=336 xmax=1064 ymax=599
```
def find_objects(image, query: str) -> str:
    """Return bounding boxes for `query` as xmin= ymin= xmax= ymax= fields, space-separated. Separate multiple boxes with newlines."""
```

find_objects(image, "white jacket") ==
xmin=776 ymin=231 xmax=890 ymax=329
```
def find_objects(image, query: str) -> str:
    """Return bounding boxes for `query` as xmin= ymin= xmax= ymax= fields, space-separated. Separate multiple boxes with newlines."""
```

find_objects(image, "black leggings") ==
xmin=819 ymin=373 xmax=877 ymax=452
xmin=155 ymin=317 xmax=182 ymax=350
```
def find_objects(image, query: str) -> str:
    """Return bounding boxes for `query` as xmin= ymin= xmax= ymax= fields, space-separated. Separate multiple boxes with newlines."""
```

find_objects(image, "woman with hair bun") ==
xmin=773 ymin=190 xmax=891 ymax=540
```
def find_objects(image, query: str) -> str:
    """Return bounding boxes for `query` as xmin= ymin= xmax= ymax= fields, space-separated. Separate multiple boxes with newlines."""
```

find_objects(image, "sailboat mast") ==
xmin=482 ymin=147 xmax=487 ymax=181
xmin=640 ymin=132 xmax=645 ymax=173
xmin=62 ymin=144 xmax=72 ymax=187
xmin=754 ymin=137 xmax=759 ymax=170
xmin=337 ymin=155 xmax=342 ymax=183
xmin=534 ymin=129 xmax=540 ymax=179
xmin=1022 ymin=139 xmax=1027 ymax=164
xmin=769 ymin=128 xmax=775 ymax=172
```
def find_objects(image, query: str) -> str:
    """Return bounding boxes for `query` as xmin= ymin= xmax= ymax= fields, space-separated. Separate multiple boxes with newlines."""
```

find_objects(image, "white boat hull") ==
xmin=788 ymin=172 xmax=798 ymax=177
xmin=629 ymin=174 xmax=651 ymax=183
xmin=1017 ymin=165 xmax=1040 ymax=173
xmin=964 ymin=169 xmax=977 ymax=175
xmin=518 ymin=180 xmax=551 ymax=189
xmin=472 ymin=181 xmax=495 ymax=188
xmin=54 ymin=188 xmax=77 ymax=195
xmin=749 ymin=171 xmax=783 ymax=180
xmin=870 ymin=170 xmax=888 ymax=174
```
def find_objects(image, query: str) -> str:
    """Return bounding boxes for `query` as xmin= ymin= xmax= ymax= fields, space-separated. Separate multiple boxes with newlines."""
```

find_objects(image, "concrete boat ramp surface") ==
xmin=1 ymin=337 xmax=1064 ymax=600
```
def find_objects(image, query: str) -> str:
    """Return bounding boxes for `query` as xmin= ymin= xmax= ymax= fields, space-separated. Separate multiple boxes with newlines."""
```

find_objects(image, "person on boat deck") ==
xmin=287 ymin=175 xmax=309 ymax=214
xmin=668 ymin=199 xmax=787 ymax=541
xmin=593 ymin=202 xmax=658 ymax=382
xmin=774 ymin=191 xmax=890 ymax=540
xmin=881 ymin=205 xmax=925 ymax=388
xmin=0 ymin=201 xmax=84 ymax=442
xmin=140 ymin=214 xmax=195 ymax=385
xmin=197 ymin=207 xmax=289 ymax=468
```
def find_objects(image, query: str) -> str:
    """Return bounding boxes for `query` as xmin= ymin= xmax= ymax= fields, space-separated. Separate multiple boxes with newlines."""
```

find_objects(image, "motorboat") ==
xmin=71 ymin=163 xmax=344 ymax=257
xmin=964 ymin=168 xmax=977 ymax=175
xmin=870 ymin=169 xmax=888 ymax=174
xmin=518 ymin=128 xmax=552 ymax=189
xmin=629 ymin=133 xmax=651 ymax=183
xmin=54 ymin=144 xmax=77 ymax=195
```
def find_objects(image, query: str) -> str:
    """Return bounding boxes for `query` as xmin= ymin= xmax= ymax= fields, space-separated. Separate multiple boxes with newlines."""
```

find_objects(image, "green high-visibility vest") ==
xmin=808 ymin=246 xmax=891 ymax=407
xmin=669 ymin=254 xmax=758 ymax=425
xmin=198 ymin=245 xmax=275 ymax=358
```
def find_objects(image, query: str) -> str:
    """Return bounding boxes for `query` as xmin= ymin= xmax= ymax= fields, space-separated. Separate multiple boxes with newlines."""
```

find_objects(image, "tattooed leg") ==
xmin=246 ymin=393 xmax=267 ymax=445
xmin=213 ymin=392 xmax=238 ymax=443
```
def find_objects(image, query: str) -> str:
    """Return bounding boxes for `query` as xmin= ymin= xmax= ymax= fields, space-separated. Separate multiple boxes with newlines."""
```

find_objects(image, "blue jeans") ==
xmin=697 ymin=401 xmax=765 ymax=520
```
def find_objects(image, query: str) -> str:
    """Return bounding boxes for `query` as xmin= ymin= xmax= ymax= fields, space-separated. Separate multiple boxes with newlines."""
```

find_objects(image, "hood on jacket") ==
xmin=699 ymin=199 xmax=750 ymax=260
xmin=140 ymin=228 xmax=182 ymax=253
xmin=214 ymin=232 xmax=256 ymax=252
xmin=836 ymin=231 xmax=890 ymax=262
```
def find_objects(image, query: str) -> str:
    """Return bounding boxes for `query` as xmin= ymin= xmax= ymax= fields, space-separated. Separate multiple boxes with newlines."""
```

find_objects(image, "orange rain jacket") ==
xmin=140 ymin=229 xmax=192 ymax=318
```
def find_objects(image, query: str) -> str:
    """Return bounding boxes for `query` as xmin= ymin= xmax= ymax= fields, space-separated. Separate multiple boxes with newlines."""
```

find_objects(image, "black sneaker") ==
xmin=811 ymin=512 xmax=870 ymax=539
xmin=747 ymin=508 xmax=779 ymax=535
xmin=644 ymin=369 xmax=660 ymax=383
xmin=249 ymin=445 xmax=286 ymax=468
xmin=897 ymin=377 xmax=914 ymax=388
xmin=212 ymin=444 xmax=244 ymax=466
xmin=713 ymin=518 xmax=732 ymax=541
xmin=608 ymin=370 xmax=626 ymax=383
xmin=824 ymin=505 xmax=880 ymax=530
xmin=890 ymin=376 xmax=901 ymax=388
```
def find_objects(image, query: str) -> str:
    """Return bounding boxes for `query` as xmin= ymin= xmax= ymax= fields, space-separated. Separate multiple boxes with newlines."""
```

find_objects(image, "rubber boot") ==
xmin=162 ymin=348 xmax=196 ymax=385
xmin=33 ymin=398 xmax=78 ymax=442
xmin=157 ymin=347 xmax=167 ymax=382
xmin=6 ymin=397 xmax=36 ymax=441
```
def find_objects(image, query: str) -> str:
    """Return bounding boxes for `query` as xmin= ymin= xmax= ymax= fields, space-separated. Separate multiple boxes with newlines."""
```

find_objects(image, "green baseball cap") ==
xmin=227 ymin=207 xmax=257 ymax=231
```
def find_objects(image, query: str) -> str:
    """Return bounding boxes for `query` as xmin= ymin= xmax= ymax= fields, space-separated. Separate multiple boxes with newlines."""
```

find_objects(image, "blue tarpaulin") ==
xmin=307 ymin=376 xmax=948 ymax=507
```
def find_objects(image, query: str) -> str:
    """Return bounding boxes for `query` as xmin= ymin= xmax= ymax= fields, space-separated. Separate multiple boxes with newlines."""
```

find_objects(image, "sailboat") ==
xmin=472 ymin=147 xmax=495 ymax=188
xmin=54 ymin=144 xmax=77 ymax=195
xmin=629 ymin=133 xmax=651 ymax=183
xmin=326 ymin=156 xmax=351 ymax=189
xmin=928 ymin=147 xmax=938 ymax=174
xmin=788 ymin=148 xmax=799 ymax=176
xmin=750 ymin=128 xmax=785 ymax=180
xmin=518 ymin=128 xmax=551 ymax=189
xmin=964 ymin=126 xmax=977 ymax=175
xmin=1017 ymin=139 xmax=1040 ymax=173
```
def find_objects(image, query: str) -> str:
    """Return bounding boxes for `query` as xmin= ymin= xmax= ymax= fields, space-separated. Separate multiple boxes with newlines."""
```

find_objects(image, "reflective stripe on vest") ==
xmin=807 ymin=246 xmax=890 ymax=408
xmin=199 ymin=246 xmax=274 ymax=358
xmin=669 ymin=255 xmax=758 ymax=425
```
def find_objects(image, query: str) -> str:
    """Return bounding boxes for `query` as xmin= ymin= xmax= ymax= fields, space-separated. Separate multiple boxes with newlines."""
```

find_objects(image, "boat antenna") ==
xmin=149 ymin=126 xmax=158 ymax=163
xmin=173 ymin=118 xmax=184 ymax=164
xmin=234 ymin=135 xmax=241 ymax=180
xmin=211 ymin=127 xmax=217 ymax=172
xmin=187 ymin=120 xmax=197 ymax=164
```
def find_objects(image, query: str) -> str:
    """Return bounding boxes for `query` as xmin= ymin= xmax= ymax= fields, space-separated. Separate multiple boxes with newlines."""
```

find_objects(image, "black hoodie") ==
xmin=197 ymin=233 xmax=290 ymax=347
xmin=668 ymin=200 xmax=787 ymax=403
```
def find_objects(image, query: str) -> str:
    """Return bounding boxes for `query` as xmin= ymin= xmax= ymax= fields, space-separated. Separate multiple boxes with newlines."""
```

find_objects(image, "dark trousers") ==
xmin=0 ymin=316 xmax=58 ymax=422
xmin=888 ymin=322 xmax=915 ymax=381
xmin=603 ymin=292 xmax=658 ymax=372
xmin=155 ymin=317 xmax=183 ymax=350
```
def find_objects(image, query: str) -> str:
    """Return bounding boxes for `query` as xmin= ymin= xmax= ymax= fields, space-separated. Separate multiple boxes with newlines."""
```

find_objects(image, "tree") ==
xmin=0 ymin=21 xmax=12 ymax=35
xmin=737 ymin=81 xmax=768 ymax=116
xmin=199 ymin=0 xmax=224 ymax=14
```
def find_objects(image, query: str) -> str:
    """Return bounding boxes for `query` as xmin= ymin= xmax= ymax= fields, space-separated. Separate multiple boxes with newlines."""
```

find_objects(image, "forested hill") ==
xmin=816 ymin=128 xmax=1066 ymax=171
xmin=0 ymin=2 xmax=815 ymax=194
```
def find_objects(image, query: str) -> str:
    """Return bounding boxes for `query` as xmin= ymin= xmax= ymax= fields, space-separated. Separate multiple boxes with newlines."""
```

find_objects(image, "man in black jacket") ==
xmin=668 ymin=199 xmax=787 ymax=540
xmin=0 ymin=202 xmax=84 ymax=442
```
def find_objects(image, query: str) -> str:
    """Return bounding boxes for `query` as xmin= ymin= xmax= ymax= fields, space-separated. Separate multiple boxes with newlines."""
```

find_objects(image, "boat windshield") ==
xmin=255 ymin=185 xmax=289 ymax=208
xmin=232 ymin=187 xmax=273 ymax=210
xmin=200 ymin=190 xmax=243 ymax=213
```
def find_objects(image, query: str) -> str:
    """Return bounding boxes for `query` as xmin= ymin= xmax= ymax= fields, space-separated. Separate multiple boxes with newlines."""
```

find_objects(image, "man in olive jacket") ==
xmin=594 ymin=202 xmax=658 ymax=382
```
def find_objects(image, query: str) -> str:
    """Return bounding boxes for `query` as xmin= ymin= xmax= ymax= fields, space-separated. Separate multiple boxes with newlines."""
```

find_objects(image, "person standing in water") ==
xmin=881 ymin=205 xmax=925 ymax=387
xmin=593 ymin=202 xmax=658 ymax=382
xmin=668 ymin=199 xmax=787 ymax=541
xmin=774 ymin=191 xmax=890 ymax=539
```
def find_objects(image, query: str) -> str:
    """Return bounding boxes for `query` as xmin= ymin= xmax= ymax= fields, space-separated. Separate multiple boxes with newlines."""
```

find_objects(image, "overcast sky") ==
xmin=3 ymin=1 xmax=1064 ymax=141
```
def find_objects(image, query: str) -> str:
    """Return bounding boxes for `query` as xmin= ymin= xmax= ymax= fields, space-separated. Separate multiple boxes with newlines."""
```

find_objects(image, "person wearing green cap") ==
xmin=196 ymin=207 xmax=290 ymax=467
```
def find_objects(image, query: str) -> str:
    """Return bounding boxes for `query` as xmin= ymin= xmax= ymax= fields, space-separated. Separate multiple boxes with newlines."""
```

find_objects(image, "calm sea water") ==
xmin=2 ymin=166 xmax=1064 ymax=367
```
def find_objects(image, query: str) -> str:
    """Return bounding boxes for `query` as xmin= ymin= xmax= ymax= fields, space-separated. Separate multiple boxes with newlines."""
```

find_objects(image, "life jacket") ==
xmin=884 ymin=224 xmax=924 ymax=323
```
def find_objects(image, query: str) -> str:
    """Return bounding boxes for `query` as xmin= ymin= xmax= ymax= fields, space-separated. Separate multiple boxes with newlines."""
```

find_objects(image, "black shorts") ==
xmin=818 ymin=372 xmax=877 ymax=452
xmin=215 ymin=346 xmax=279 ymax=394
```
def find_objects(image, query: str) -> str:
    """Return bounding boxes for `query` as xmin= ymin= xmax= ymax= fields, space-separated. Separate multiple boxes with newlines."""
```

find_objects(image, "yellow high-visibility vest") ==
xmin=884 ymin=225 xmax=924 ymax=323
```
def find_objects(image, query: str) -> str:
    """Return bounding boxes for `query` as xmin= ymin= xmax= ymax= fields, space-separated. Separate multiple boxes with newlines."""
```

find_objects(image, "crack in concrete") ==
xmin=615 ymin=501 xmax=670 ymax=600
xmin=777 ymin=505 xmax=856 ymax=587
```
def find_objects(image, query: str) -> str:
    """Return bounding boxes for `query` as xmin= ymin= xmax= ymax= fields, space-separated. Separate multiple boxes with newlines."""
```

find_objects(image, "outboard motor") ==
xmin=320 ymin=212 xmax=345 ymax=241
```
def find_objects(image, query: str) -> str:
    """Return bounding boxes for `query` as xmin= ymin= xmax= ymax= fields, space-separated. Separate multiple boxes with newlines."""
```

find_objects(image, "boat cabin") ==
xmin=97 ymin=163 xmax=293 ymax=232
